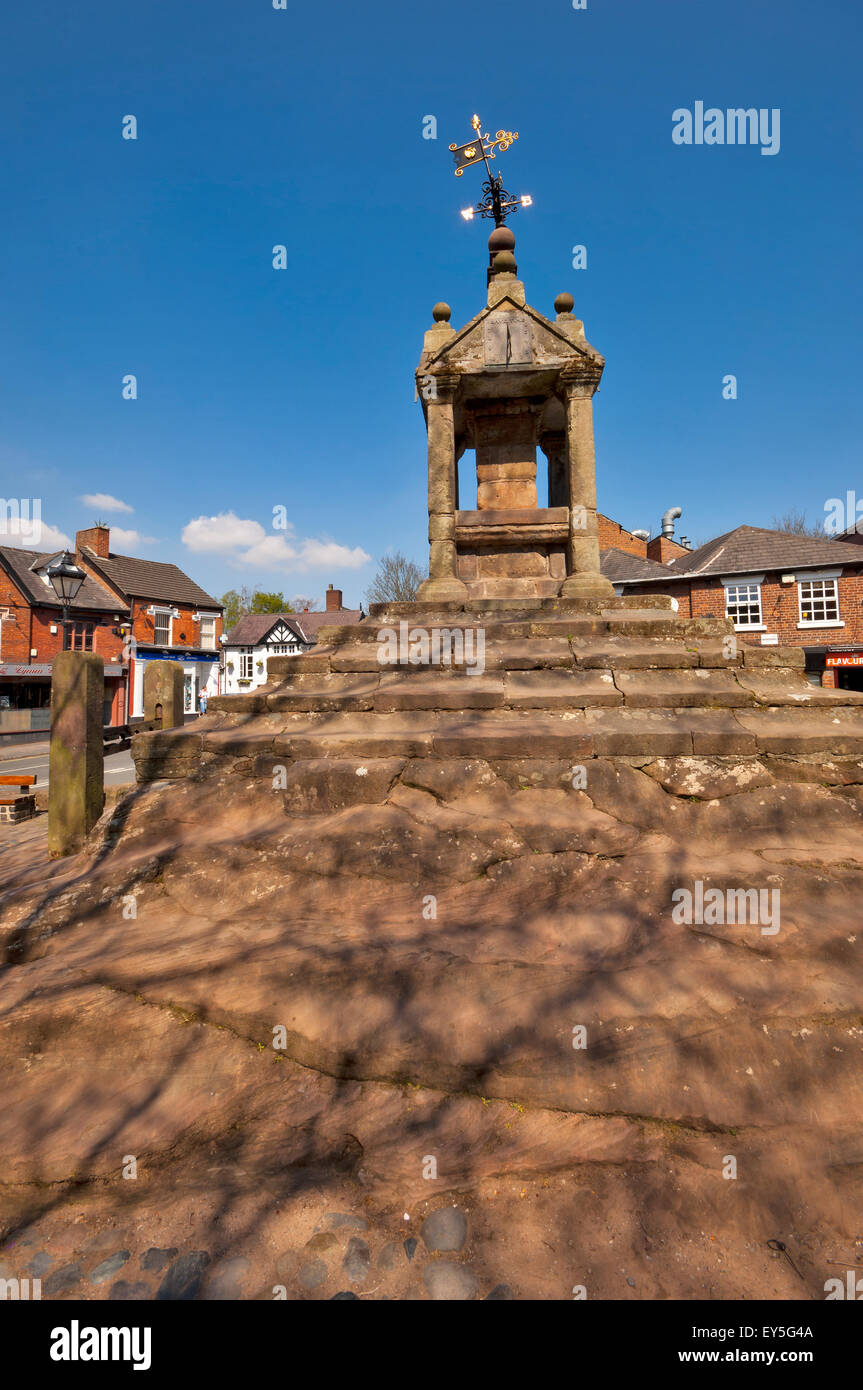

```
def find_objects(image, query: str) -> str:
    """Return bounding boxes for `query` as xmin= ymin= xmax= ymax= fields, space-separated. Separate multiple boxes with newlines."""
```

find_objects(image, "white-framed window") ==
xmin=153 ymin=609 xmax=172 ymax=645
xmin=198 ymin=614 xmax=216 ymax=648
xmin=723 ymin=577 xmax=764 ymax=629
xmin=239 ymin=651 xmax=254 ymax=680
xmin=798 ymin=574 xmax=841 ymax=626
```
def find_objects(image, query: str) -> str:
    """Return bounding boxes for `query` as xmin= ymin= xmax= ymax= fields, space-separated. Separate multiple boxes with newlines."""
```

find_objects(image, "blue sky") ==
xmin=1 ymin=0 xmax=861 ymax=604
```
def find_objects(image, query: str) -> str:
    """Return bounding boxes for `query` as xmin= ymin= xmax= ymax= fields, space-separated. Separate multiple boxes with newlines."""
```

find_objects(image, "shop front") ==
xmin=130 ymin=647 xmax=221 ymax=719
xmin=824 ymin=648 xmax=863 ymax=692
xmin=0 ymin=661 xmax=126 ymax=738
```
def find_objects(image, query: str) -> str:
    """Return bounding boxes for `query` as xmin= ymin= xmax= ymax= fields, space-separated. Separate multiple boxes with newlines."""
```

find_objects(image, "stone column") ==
xmin=558 ymin=365 xmax=615 ymax=599
xmin=48 ymin=650 xmax=105 ymax=857
xmin=539 ymin=428 xmax=568 ymax=509
xmin=417 ymin=373 xmax=468 ymax=604
xmin=143 ymin=661 xmax=185 ymax=728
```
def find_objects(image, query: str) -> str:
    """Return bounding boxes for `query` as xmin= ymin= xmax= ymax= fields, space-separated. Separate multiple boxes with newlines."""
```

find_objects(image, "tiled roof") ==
xmin=225 ymin=609 xmax=365 ymax=646
xmin=615 ymin=526 xmax=863 ymax=584
xmin=600 ymin=548 xmax=673 ymax=582
xmin=0 ymin=546 xmax=127 ymax=613
xmin=82 ymin=550 xmax=222 ymax=608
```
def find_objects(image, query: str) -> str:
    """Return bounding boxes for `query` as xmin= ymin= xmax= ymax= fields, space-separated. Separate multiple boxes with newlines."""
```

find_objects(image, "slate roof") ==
xmin=614 ymin=526 xmax=863 ymax=585
xmin=600 ymin=548 xmax=673 ymax=582
xmin=0 ymin=546 xmax=127 ymax=613
xmin=226 ymin=608 xmax=365 ymax=646
xmin=81 ymin=550 xmax=222 ymax=608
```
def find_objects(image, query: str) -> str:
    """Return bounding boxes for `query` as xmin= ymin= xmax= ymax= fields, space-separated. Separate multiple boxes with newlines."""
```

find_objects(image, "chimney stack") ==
xmin=325 ymin=583 xmax=342 ymax=612
xmin=75 ymin=525 xmax=110 ymax=560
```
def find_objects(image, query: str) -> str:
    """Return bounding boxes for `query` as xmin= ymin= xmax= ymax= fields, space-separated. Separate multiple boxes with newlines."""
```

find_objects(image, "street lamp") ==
xmin=46 ymin=551 xmax=86 ymax=650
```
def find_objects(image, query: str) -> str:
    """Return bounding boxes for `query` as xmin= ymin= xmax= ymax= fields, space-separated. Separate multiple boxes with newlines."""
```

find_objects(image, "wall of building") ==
xmin=597 ymin=514 xmax=648 ymax=557
xmin=0 ymin=567 xmax=32 ymax=661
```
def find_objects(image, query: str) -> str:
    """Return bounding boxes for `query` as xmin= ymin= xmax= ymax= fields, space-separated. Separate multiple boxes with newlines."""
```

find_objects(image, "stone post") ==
xmin=48 ymin=651 xmax=105 ymax=857
xmin=558 ymin=366 xmax=615 ymax=599
xmin=417 ymin=373 xmax=468 ymax=604
xmin=539 ymin=428 xmax=568 ymax=509
xmin=143 ymin=661 xmax=185 ymax=728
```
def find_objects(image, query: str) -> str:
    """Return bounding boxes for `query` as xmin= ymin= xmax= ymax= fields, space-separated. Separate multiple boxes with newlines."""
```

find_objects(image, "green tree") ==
xmin=220 ymin=586 xmax=252 ymax=629
xmin=365 ymin=552 xmax=427 ymax=604
xmin=250 ymin=590 xmax=293 ymax=614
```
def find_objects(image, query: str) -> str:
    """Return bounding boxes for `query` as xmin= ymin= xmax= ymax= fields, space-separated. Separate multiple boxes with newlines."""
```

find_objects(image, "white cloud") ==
xmin=110 ymin=526 xmax=157 ymax=550
xmin=0 ymin=515 xmax=72 ymax=551
xmin=80 ymin=493 xmax=134 ymax=514
xmin=295 ymin=538 xmax=369 ymax=570
xmin=182 ymin=512 xmax=272 ymax=554
xmin=181 ymin=512 xmax=370 ymax=573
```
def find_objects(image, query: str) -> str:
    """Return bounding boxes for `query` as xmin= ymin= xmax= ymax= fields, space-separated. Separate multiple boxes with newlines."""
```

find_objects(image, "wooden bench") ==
xmin=0 ymin=773 xmax=37 ymax=803
xmin=0 ymin=774 xmax=37 ymax=822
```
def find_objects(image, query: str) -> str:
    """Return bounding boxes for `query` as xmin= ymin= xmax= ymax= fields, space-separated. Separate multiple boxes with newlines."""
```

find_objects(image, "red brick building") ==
xmin=0 ymin=525 xmax=222 ymax=736
xmin=73 ymin=526 xmax=223 ymax=718
xmin=601 ymin=524 xmax=863 ymax=688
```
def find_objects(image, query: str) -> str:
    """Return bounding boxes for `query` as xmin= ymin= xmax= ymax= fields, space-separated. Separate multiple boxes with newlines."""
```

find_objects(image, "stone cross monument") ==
xmin=415 ymin=226 xmax=614 ymax=604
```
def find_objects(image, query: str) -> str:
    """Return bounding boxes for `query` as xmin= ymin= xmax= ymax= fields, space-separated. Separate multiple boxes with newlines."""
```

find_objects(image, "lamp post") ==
xmin=46 ymin=551 xmax=86 ymax=651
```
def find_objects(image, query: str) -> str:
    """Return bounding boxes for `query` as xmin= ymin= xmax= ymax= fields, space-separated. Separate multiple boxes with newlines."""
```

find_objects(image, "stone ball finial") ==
xmin=554 ymin=292 xmax=575 ymax=315
xmin=432 ymin=302 xmax=451 ymax=323
xmin=488 ymin=225 xmax=516 ymax=256
xmin=493 ymin=250 xmax=517 ymax=274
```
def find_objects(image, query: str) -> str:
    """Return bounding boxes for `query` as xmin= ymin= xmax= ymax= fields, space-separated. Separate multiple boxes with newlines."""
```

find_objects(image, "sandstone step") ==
xmin=736 ymin=674 xmax=863 ymax=708
xmin=267 ymin=674 xmax=378 ymax=712
xmin=504 ymin=670 xmax=621 ymax=708
xmin=482 ymin=639 xmax=574 ymax=671
xmin=430 ymin=715 xmax=593 ymax=760
xmin=615 ymin=669 xmax=755 ymax=708
xmin=374 ymin=673 xmax=504 ymax=711
xmin=601 ymin=611 xmax=682 ymax=638
xmin=734 ymin=709 xmax=863 ymax=754
xmin=573 ymin=641 xmax=699 ymax=670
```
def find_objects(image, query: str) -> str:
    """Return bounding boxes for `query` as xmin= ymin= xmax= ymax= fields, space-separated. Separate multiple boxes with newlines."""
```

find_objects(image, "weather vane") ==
xmin=450 ymin=113 xmax=533 ymax=227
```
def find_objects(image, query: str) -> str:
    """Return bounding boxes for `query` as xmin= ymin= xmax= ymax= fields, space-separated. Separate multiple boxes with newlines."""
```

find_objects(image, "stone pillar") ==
xmin=539 ymin=428 xmax=568 ymax=509
xmin=558 ymin=367 xmax=615 ymax=599
xmin=417 ymin=374 xmax=468 ymax=604
xmin=48 ymin=651 xmax=105 ymax=857
xmin=143 ymin=661 xmax=185 ymax=728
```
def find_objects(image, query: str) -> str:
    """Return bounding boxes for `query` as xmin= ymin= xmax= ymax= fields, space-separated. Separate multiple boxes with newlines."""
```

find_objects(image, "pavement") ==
xmin=0 ymin=810 xmax=50 ymax=882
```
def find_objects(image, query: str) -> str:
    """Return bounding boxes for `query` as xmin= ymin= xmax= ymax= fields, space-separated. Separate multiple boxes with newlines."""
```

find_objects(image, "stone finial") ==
xmin=432 ymin=302 xmax=451 ymax=323
xmin=554 ymin=292 xmax=575 ymax=317
xmin=488 ymin=225 xmax=515 ymax=256
xmin=493 ymin=250 xmax=517 ymax=273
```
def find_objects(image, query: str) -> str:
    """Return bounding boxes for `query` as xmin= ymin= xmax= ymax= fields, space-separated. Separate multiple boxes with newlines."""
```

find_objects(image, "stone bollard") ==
xmin=143 ymin=661 xmax=184 ymax=729
xmin=48 ymin=651 xmax=105 ymax=857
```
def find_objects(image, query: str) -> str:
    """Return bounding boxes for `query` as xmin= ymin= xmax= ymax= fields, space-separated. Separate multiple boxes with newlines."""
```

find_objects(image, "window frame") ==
xmin=152 ymin=608 xmax=173 ymax=646
xmin=797 ymin=571 xmax=843 ymax=628
xmin=64 ymin=620 xmax=95 ymax=652
xmin=198 ymin=614 xmax=216 ymax=648
xmin=721 ymin=575 xmax=765 ymax=631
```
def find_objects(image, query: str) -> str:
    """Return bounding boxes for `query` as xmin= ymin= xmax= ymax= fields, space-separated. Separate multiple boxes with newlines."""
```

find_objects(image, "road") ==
xmin=0 ymin=745 xmax=135 ymax=788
